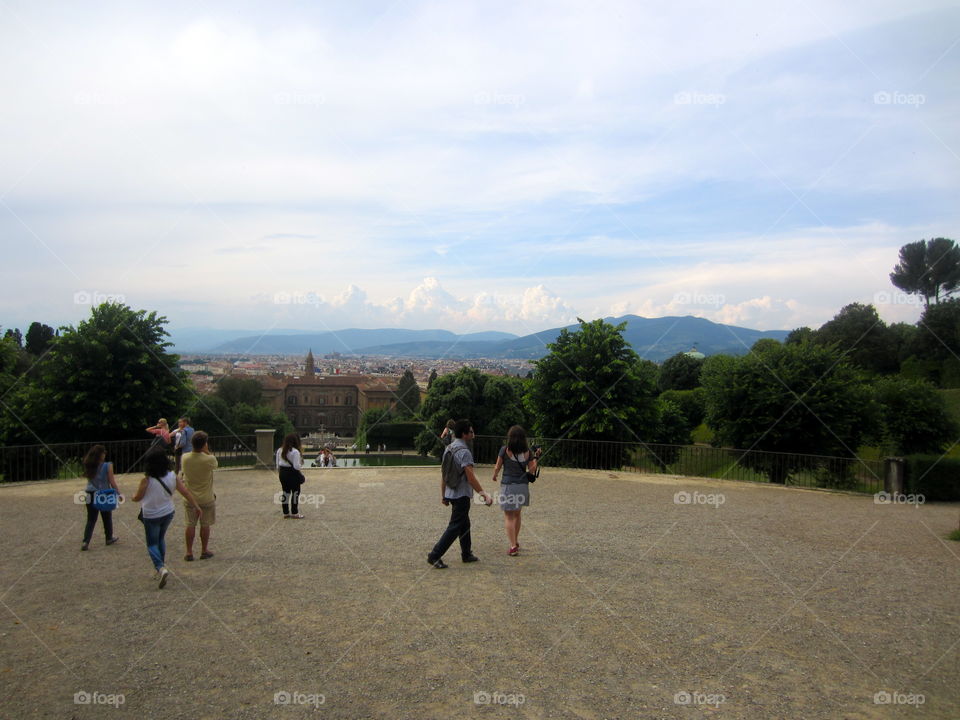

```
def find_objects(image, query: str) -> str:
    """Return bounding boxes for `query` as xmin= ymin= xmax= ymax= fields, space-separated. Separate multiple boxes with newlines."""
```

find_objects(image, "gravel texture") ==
xmin=0 ymin=466 xmax=958 ymax=719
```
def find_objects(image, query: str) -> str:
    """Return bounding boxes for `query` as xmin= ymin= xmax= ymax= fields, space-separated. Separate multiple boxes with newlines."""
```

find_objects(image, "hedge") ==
xmin=904 ymin=455 xmax=960 ymax=501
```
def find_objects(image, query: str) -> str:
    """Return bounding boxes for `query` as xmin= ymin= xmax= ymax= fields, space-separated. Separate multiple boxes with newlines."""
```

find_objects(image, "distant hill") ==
xmin=206 ymin=328 xmax=518 ymax=355
xmin=186 ymin=316 xmax=788 ymax=361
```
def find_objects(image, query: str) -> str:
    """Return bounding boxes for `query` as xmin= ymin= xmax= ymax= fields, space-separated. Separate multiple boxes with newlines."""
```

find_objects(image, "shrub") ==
xmin=904 ymin=455 xmax=960 ymax=501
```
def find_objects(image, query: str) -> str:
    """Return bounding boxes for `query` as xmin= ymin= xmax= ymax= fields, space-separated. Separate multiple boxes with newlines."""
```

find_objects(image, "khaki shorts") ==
xmin=185 ymin=502 xmax=216 ymax=527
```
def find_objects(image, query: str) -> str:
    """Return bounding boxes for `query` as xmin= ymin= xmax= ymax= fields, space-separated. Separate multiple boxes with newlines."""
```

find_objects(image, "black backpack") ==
xmin=441 ymin=446 xmax=464 ymax=489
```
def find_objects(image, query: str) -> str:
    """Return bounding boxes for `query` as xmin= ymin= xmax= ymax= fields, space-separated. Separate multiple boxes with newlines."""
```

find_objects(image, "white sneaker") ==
xmin=158 ymin=567 xmax=169 ymax=589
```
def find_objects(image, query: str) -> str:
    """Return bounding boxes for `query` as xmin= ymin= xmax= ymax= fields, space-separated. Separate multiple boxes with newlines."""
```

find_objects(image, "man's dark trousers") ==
xmin=429 ymin=496 xmax=472 ymax=561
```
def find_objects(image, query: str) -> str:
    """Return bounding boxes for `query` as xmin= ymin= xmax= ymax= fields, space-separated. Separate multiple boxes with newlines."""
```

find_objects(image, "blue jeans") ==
xmin=142 ymin=511 xmax=174 ymax=571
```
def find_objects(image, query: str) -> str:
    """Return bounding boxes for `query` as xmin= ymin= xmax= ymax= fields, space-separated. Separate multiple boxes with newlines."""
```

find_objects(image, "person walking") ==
xmin=80 ymin=444 xmax=121 ymax=551
xmin=491 ymin=425 xmax=540 ymax=556
xmin=180 ymin=430 xmax=217 ymax=561
xmin=426 ymin=419 xmax=493 ymax=569
xmin=132 ymin=449 xmax=202 ymax=589
xmin=276 ymin=433 xmax=306 ymax=518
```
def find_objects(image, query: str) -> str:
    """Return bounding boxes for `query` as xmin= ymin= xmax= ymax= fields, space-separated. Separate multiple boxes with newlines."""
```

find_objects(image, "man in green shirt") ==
xmin=180 ymin=431 xmax=218 ymax=560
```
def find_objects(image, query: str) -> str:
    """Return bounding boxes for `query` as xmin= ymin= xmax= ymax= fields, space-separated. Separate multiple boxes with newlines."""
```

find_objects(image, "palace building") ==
xmin=259 ymin=350 xmax=400 ymax=436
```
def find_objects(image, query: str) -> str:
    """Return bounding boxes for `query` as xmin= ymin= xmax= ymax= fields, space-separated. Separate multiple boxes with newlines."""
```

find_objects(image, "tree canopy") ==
xmin=890 ymin=237 xmax=960 ymax=308
xmin=812 ymin=303 xmax=899 ymax=375
xmin=24 ymin=322 xmax=55 ymax=356
xmin=1 ymin=303 xmax=192 ymax=444
xmin=702 ymin=341 xmax=874 ymax=482
xmin=527 ymin=318 xmax=659 ymax=442
xmin=658 ymin=351 xmax=703 ymax=391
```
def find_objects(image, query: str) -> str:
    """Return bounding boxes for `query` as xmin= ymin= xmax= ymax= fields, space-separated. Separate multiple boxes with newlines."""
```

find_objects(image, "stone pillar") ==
xmin=884 ymin=457 xmax=905 ymax=495
xmin=255 ymin=429 xmax=276 ymax=469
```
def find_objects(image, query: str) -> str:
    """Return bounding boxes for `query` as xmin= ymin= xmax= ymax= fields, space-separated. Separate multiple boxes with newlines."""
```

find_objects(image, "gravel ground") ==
xmin=0 ymin=466 xmax=958 ymax=719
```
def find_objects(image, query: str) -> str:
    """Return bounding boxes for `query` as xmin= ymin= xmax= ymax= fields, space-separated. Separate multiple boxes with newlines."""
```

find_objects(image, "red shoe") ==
xmin=508 ymin=546 xmax=519 ymax=556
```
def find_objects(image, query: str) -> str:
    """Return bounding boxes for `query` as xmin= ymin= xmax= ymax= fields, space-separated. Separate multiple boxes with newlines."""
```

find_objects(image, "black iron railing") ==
xmin=0 ymin=435 xmax=258 ymax=482
xmin=472 ymin=435 xmax=884 ymax=494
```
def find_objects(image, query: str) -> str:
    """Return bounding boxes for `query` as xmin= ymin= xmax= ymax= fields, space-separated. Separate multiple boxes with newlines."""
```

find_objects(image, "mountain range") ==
xmin=169 ymin=316 xmax=789 ymax=362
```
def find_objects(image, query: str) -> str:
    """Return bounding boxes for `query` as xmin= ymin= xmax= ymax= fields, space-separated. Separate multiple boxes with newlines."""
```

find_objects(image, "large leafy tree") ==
xmin=911 ymin=298 xmax=960 ymax=370
xmin=211 ymin=376 xmax=263 ymax=408
xmin=415 ymin=368 xmax=530 ymax=454
xmin=527 ymin=318 xmax=659 ymax=442
xmin=702 ymin=341 xmax=874 ymax=483
xmin=868 ymin=377 xmax=957 ymax=455
xmin=890 ymin=237 xmax=960 ymax=308
xmin=1 ymin=303 xmax=192 ymax=444
xmin=658 ymin=351 xmax=704 ymax=391
xmin=813 ymin=303 xmax=899 ymax=375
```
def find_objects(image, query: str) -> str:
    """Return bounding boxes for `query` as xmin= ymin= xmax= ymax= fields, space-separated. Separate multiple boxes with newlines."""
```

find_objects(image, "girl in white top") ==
xmin=132 ymin=449 xmax=202 ymax=589
xmin=276 ymin=433 xmax=306 ymax=518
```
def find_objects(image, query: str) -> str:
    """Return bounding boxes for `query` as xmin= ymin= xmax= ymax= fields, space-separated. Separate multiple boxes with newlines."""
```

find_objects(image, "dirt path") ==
xmin=0 ymin=467 xmax=957 ymax=718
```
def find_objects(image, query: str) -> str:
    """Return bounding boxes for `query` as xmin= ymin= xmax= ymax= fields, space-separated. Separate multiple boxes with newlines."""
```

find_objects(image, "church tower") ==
xmin=305 ymin=349 xmax=315 ymax=377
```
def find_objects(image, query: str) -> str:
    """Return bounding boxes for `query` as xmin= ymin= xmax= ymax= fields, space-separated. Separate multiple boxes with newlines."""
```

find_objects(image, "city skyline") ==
xmin=1 ymin=1 xmax=958 ymax=337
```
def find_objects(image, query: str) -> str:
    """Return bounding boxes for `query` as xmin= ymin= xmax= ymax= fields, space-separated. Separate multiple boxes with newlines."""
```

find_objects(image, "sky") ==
xmin=1 ymin=0 xmax=958 ymax=339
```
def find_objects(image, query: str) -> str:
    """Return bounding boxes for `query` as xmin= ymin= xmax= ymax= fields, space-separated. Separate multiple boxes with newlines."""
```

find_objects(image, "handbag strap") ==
xmin=149 ymin=474 xmax=174 ymax=496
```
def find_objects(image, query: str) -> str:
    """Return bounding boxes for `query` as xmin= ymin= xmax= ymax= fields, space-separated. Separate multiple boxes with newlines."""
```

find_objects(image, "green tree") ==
xmin=909 ymin=299 xmax=960 ymax=386
xmin=813 ymin=303 xmax=898 ymax=375
xmin=212 ymin=376 xmax=263 ymax=408
xmin=527 ymin=318 xmax=659 ymax=442
xmin=415 ymin=368 xmax=530 ymax=456
xmin=394 ymin=369 xmax=421 ymax=417
xmin=4 ymin=328 xmax=22 ymax=347
xmin=659 ymin=387 xmax=706 ymax=429
xmin=785 ymin=327 xmax=813 ymax=345
xmin=890 ymin=237 xmax=960 ymax=308
xmin=869 ymin=377 xmax=957 ymax=455
xmin=702 ymin=341 xmax=874 ymax=483
xmin=24 ymin=322 xmax=55 ymax=356
xmin=647 ymin=398 xmax=694 ymax=470
xmin=1 ymin=303 xmax=191 ymax=444
xmin=658 ymin=352 xmax=704 ymax=391
xmin=427 ymin=368 xmax=438 ymax=388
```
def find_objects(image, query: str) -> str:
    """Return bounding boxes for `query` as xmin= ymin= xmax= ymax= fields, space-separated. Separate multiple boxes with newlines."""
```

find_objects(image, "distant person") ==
xmin=276 ymin=433 xmax=306 ymax=518
xmin=490 ymin=425 xmax=540 ymax=556
xmin=319 ymin=447 xmax=336 ymax=467
xmin=173 ymin=416 xmax=195 ymax=474
xmin=146 ymin=418 xmax=172 ymax=452
xmin=80 ymin=444 xmax=121 ymax=551
xmin=132 ymin=449 xmax=202 ymax=589
xmin=365 ymin=443 xmax=370 ymax=454
xmin=180 ymin=431 xmax=217 ymax=561
xmin=426 ymin=419 xmax=493 ymax=569
xmin=439 ymin=419 xmax=456 ymax=446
